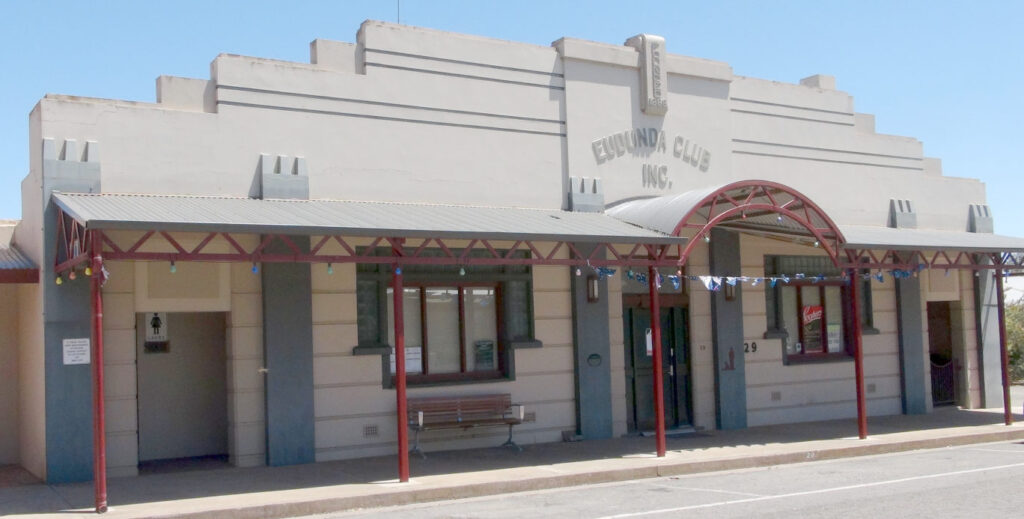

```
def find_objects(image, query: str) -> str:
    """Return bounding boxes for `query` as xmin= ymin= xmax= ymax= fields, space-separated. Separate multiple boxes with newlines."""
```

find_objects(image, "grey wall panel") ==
xmin=895 ymin=277 xmax=927 ymax=414
xmin=42 ymin=153 xmax=100 ymax=483
xmin=709 ymin=229 xmax=746 ymax=430
xmin=570 ymin=243 xmax=613 ymax=439
xmin=975 ymin=271 xmax=1003 ymax=408
xmin=261 ymin=236 xmax=315 ymax=466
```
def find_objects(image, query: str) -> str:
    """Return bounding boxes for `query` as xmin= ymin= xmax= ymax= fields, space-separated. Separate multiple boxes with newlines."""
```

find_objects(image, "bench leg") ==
xmin=410 ymin=428 xmax=426 ymax=459
xmin=501 ymin=424 xmax=522 ymax=452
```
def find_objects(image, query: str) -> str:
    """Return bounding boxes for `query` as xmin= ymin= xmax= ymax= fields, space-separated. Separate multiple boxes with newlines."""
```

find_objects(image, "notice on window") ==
xmin=390 ymin=346 xmax=423 ymax=374
xmin=827 ymin=324 xmax=843 ymax=353
xmin=801 ymin=305 xmax=824 ymax=353
xmin=645 ymin=328 xmax=653 ymax=356
xmin=62 ymin=338 xmax=90 ymax=365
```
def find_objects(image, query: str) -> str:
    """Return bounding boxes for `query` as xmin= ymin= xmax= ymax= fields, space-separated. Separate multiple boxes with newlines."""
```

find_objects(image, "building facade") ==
xmin=0 ymin=21 xmax=1018 ymax=491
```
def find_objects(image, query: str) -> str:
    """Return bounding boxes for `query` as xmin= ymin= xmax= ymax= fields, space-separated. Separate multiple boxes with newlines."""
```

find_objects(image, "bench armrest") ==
xmin=409 ymin=410 xmax=424 ymax=427
xmin=508 ymin=404 xmax=525 ymax=421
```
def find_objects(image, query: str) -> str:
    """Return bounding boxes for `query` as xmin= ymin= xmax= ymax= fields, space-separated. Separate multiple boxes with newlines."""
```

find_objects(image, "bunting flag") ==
xmin=618 ymin=266 xmax=933 ymax=291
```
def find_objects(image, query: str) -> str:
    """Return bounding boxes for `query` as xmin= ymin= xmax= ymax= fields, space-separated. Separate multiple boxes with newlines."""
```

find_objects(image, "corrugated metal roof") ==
xmin=52 ymin=192 xmax=684 ymax=245
xmin=606 ymin=184 xmax=725 ymax=235
xmin=0 ymin=245 xmax=35 ymax=270
xmin=840 ymin=225 xmax=1024 ymax=253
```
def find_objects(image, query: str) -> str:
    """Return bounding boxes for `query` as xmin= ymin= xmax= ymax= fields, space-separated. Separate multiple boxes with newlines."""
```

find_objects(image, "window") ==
xmin=355 ymin=251 xmax=536 ymax=385
xmin=764 ymin=256 xmax=872 ymax=362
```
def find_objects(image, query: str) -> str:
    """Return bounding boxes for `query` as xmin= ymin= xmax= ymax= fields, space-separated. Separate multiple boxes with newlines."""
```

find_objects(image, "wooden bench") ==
xmin=406 ymin=394 xmax=525 ymax=458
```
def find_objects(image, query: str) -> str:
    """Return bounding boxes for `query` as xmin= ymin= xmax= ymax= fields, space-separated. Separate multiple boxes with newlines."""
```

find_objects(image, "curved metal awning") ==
xmin=607 ymin=180 xmax=845 ymax=265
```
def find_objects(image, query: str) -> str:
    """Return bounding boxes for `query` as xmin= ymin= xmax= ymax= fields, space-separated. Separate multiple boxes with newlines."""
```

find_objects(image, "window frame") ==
xmin=781 ymin=280 xmax=851 ymax=361
xmin=763 ymin=255 xmax=870 ymax=364
xmin=353 ymin=249 xmax=538 ymax=387
xmin=388 ymin=282 xmax=504 ymax=384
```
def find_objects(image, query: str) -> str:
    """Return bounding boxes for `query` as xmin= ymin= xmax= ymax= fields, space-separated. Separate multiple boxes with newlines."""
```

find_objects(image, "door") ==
xmin=927 ymin=302 xmax=956 ymax=406
xmin=137 ymin=312 xmax=228 ymax=462
xmin=624 ymin=305 xmax=691 ymax=432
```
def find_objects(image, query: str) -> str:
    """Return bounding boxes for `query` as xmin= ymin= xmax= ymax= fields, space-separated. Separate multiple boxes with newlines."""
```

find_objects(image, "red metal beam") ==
xmin=0 ymin=269 xmax=40 ymax=284
xmin=90 ymin=232 xmax=108 ymax=513
xmin=648 ymin=265 xmax=667 ymax=457
xmin=848 ymin=267 xmax=868 ymax=439
xmin=392 ymin=244 xmax=410 ymax=483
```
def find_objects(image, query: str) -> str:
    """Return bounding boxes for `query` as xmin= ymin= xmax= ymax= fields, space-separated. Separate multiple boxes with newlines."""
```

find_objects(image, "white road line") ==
xmin=967 ymin=448 xmax=1024 ymax=454
xmin=641 ymin=482 xmax=765 ymax=498
xmin=598 ymin=461 xmax=1024 ymax=519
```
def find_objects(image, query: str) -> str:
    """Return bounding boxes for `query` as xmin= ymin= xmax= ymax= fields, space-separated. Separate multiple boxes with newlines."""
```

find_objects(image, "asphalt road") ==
xmin=304 ymin=440 xmax=1024 ymax=519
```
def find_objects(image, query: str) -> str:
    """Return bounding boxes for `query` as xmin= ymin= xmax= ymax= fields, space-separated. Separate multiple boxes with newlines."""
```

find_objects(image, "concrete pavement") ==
xmin=2 ymin=392 xmax=1024 ymax=519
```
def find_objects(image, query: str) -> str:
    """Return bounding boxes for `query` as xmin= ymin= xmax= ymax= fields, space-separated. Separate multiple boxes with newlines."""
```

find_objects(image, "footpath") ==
xmin=2 ymin=404 xmax=1023 ymax=519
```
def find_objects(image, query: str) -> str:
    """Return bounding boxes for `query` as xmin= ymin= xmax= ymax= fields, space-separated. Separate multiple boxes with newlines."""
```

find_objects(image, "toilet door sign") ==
xmin=144 ymin=312 xmax=170 ymax=353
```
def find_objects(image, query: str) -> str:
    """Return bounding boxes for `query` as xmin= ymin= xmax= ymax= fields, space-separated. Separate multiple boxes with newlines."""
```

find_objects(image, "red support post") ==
xmin=848 ymin=268 xmax=868 ymax=439
xmin=90 ymin=232 xmax=108 ymax=513
xmin=393 ymin=263 xmax=410 ymax=482
xmin=648 ymin=266 xmax=667 ymax=457
xmin=995 ymin=271 xmax=1013 ymax=426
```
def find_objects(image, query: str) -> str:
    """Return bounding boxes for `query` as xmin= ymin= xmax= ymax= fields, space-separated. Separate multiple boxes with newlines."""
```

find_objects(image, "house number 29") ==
xmin=743 ymin=342 xmax=758 ymax=354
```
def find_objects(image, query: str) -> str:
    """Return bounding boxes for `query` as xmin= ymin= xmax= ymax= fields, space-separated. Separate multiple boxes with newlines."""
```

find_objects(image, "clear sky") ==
xmin=1 ymin=1 xmax=1021 ymax=234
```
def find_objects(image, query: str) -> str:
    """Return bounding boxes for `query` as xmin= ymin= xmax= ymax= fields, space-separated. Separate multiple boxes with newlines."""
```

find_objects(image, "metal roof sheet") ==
xmin=0 ymin=245 xmax=35 ymax=270
xmin=839 ymin=225 xmax=1024 ymax=253
xmin=605 ymin=184 xmax=726 ymax=235
xmin=52 ymin=192 xmax=684 ymax=245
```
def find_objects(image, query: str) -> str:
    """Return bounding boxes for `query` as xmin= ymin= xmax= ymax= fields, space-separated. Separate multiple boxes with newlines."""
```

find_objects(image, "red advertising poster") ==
xmin=801 ymin=305 xmax=824 ymax=353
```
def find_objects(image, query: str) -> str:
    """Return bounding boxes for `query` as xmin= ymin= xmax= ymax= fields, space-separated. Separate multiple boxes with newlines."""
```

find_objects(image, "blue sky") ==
xmin=1 ymin=1 xmax=1021 ymax=234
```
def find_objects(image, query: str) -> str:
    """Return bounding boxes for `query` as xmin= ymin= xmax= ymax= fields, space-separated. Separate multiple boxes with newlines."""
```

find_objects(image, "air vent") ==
xmin=363 ymin=424 xmax=379 ymax=438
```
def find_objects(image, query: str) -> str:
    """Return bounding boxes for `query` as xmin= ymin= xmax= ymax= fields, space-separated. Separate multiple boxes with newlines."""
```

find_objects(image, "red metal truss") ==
xmin=842 ymin=248 xmax=1024 ymax=271
xmin=53 ymin=209 xmax=95 ymax=274
xmin=52 ymin=209 xmax=684 ymax=275
xmin=672 ymin=180 xmax=845 ymax=266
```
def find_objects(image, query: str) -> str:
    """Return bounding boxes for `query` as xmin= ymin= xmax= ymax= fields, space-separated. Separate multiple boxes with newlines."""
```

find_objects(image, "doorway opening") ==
xmin=927 ymin=302 xmax=956 ymax=406
xmin=623 ymin=295 xmax=692 ymax=433
xmin=136 ymin=312 xmax=229 ymax=473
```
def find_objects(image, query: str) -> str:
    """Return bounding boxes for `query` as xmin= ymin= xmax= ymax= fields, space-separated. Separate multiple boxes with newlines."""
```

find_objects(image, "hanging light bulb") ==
xmin=776 ymin=214 xmax=784 ymax=223
xmin=575 ymin=267 xmax=582 ymax=276
xmin=395 ymin=266 xmax=402 ymax=275
xmin=55 ymin=275 xmax=63 ymax=286
xmin=459 ymin=266 xmax=466 ymax=276
xmin=326 ymin=263 xmax=334 ymax=275
xmin=169 ymin=261 xmax=177 ymax=274
xmin=84 ymin=266 xmax=93 ymax=276
xmin=251 ymin=263 xmax=258 ymax=274
xmin=68 ymin=270 xmax=77 ymax=281
xmin=813 ymin=240 xmax=820 ymax=248
xmin=703 ymin=234 xmax=711 ymax=243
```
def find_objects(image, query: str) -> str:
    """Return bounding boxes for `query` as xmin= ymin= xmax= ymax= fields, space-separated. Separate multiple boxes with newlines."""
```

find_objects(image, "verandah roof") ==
xmin=52 ymin=192 xmax=684 ymax=246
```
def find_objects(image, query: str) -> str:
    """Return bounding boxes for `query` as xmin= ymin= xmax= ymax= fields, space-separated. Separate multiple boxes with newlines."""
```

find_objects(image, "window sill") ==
xmin=861 ymin=326 xmax=880 ymax=336
xmin=389 ymin=370 xmax=510 ymax=388
xmin=785 ymin=352 xmax=853 ymax=365
xmin=763 ymin=329 xmax=788 ymax=340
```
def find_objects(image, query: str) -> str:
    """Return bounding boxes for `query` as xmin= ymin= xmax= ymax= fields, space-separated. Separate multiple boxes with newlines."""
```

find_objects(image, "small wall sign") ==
xmin=62 ymin=338 xmax=90 ymax=365
xmin=144 ymin=312 xmax=170 ymax=353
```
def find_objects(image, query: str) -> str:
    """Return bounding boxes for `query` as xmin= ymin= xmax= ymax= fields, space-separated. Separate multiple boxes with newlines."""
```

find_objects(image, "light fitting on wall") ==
xmin=326 ymin=263 xmax=334 ymax=275
xmin=724 ymin=282 xmax=736 ymax=301
xmin=169 ymin=261 xmax=177 ymax=274
xmin=587 ymin=274 xmax=600 ymax=303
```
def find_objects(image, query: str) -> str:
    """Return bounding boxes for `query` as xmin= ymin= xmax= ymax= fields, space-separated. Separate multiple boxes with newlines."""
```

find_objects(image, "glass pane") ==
xmin=825 ymin=286 xmax=844 ymax=353
xmin=425 ymin=287 xmax=461 ymax=374
xmin=505 ymin=280 xmax=531 ymax=341
xmin=356 ymin=278 xmax=379 ymax=344
xmin=465 ymin=287 xmax=497 ymax=371
xmin=387 ymin=288 xmax=423 ymax=374
xmin=800 ymin=286 xmax=824 ymax=353
xmin=781 ymin=286 xmax=799 ymax=355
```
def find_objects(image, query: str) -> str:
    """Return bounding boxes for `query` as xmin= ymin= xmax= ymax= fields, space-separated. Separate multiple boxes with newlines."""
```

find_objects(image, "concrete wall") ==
xmin=16 ymin=282 xmax=43 ymax=477
xmin=0 ymin=285 xmax=19 ymax=464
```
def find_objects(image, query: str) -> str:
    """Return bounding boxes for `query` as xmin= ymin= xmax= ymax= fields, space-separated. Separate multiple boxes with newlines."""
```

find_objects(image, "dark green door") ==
xmin=624 ymin=306 xmax=690 ymax=432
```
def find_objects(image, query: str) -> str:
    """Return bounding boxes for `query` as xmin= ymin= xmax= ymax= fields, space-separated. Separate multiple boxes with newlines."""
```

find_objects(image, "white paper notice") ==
xmin=63 ymin=338 xmax=90 ymax=365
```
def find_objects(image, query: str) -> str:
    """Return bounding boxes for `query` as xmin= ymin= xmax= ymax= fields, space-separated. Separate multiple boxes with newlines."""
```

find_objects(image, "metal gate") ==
xmin=930 ymin=359 xmax=956 ymax=406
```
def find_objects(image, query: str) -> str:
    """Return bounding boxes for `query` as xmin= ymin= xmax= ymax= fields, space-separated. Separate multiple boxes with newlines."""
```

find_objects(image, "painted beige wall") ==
xmin=740 ymin=235 xmax=902 ymax=426
xmin=311 ymin=244 xmax=575 ymax=460
xmin=0 ymin=285 xmax=19 ymax=464
xmin=17 ymin=282 xmax=44 ymax=478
